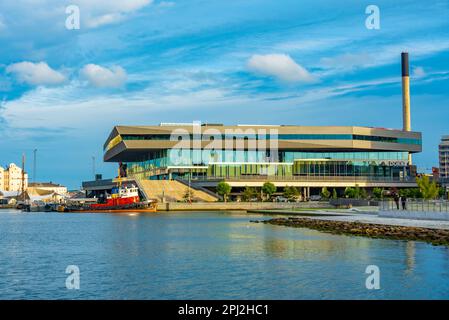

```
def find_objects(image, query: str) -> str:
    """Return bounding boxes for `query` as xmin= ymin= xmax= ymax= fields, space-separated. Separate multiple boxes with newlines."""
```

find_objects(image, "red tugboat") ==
xmin=88 ymin=183 xmax=157 ymax=212
xmin=62 ymin=169 xmax=157 ymax=213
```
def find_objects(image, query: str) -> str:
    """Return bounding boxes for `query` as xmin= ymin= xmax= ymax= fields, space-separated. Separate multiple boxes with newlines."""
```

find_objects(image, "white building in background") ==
xmin=0 ymin=166 xmax=4 ymax=190
xmin=27 ymin=182 xmax=68 ymax=195
xmin=0 ymin=163 xmax=28 ymax=192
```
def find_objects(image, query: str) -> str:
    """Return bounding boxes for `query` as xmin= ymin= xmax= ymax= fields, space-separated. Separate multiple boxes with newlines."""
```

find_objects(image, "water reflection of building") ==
xmin=405 ymin=242 xmax=416 ymax=274
xmin=260 ymin=229 xmax=373 ymax=260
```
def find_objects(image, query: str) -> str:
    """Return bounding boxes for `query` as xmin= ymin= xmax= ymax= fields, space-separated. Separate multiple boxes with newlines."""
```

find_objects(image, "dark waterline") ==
xmin=0 ymin=209 xmax=448 ymax=299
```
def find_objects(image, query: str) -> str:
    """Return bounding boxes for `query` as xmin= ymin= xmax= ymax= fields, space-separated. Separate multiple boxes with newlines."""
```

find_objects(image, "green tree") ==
xmin=242 ymin=186 xmax=258 ymax=201
xmin=360 ymin=188 xmax=368 ymax=199
xmin=283 ymin=186 xmax=299 ymax=200
xmin=344 ymin=187 xmax=356 ymax=198
xmin=399 ymin=188 xmax=422 ymax=199
xmin=332 ymin=188 xmax=338 ymax=199
xmin=262 ymin=182 xmax=277 ymax=201
xmin=183 ymin=188 xmax=195 ymax=202
xmin=438 ymin=187 xmax=446 ymax=199
xmin=321 ymin=187 xmax=330 ymax=199
xmin=410 ymin=188 xmax=423 ymax=198
xmin=216 ymin=181 xmax=232 ymax=202
xmin=373 ymin=187 xmax=384 ymax=199
xmin=416 ymin=176 xmax=439 ymax=200
xmin=354 ymin=185 xmax=362 ymax=199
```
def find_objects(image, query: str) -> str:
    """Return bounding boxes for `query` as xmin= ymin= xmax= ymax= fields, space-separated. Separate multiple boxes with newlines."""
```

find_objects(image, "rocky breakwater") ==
xmin=252 ymin=217 xmax=449 ymax=246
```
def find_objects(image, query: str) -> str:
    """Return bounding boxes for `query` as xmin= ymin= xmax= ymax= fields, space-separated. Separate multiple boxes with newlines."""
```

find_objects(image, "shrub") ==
xmin=262 ymin=182 xmax=277 ymax=201
xmin=283 ymin=186 xmax=300 ymax=200
xmin=373 ymin=187 xmax=384 ymax=199
xmin=217 ymin=181 xmax=232 ymax=202
xmin=416 ymin=176 xmax=439 ymax=200
xmin=332 ymin=188 xmax=338 ymax=199
xmin=321 ymin=187 xmax=330 ymax=199
xmin=242 ymin=186 xmax=258 ymax=201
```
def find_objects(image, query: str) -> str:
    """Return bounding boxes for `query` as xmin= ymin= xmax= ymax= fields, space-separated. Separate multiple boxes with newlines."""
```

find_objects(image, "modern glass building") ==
xmin=103 ymin=123 xmax=422 ymax=190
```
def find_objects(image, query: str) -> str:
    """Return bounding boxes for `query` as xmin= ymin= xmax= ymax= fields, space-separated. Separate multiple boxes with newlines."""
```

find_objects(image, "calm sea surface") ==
xmin=0 ymin=209 xmax=448 ymax=299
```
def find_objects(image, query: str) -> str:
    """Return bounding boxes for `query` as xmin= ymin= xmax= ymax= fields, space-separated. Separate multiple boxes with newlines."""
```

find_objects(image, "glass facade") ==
xmin=282 ymin=151 xmax=408 ymax=161
xmin=125 ymin=149 xmax=411 ymax=180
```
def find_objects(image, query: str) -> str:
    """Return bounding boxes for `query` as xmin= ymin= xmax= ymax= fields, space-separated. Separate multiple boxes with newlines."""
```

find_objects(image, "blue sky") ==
xmin=1 ymin=0 xmax=449 ymax=189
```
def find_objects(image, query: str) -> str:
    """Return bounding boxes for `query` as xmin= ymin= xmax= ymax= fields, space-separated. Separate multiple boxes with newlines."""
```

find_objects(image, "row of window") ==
xmin=118 ymin=134 xmax=421 ymax=145
xmin=125 ymin=150 xmax=409 ymax=173
xmin=206 ymin=162 xmax=409 ymax=178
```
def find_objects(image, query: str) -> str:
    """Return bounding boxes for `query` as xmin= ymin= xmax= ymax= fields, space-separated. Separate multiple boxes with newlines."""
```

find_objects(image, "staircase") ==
xmin=175 ymin=178 xmax=223 ymax=201
xmin=137 ymin=180 xmax=219 ymax=202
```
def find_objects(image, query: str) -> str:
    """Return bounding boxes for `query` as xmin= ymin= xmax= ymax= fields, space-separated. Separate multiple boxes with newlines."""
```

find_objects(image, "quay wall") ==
xmin=0 ymin=205 xmax=16 ymax=209
xmin=157 ymin=201 xmax=329 ymax=211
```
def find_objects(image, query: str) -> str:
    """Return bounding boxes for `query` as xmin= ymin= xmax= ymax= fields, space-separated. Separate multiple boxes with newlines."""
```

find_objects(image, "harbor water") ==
xmin=0 ymin=209 xmax=449 ymax=299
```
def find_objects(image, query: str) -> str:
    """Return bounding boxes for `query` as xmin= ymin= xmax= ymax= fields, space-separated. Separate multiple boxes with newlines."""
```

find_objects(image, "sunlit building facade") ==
xmin=103 ymin=123 xmax=422 ymax=190
xmin=0 ymin=163 xmax=29 ymax=192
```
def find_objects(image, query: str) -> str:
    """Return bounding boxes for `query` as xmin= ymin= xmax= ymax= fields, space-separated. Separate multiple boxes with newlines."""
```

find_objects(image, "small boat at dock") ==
xmin=59 ymin=183 xmax=157 ymax=213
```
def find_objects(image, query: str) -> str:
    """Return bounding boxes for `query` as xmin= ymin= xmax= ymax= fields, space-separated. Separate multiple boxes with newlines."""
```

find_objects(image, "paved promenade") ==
xmin=252 ymin=208 xmax=449 ymax=230
xmin=311 ymin=213 xmax=449 ymax=230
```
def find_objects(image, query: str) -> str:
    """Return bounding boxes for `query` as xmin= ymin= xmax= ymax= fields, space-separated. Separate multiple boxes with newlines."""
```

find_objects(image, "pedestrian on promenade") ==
xmin=401 ymin=196 xmax=407 ymax=210
xmin=393 ymin=193 xmax=400 ymax=210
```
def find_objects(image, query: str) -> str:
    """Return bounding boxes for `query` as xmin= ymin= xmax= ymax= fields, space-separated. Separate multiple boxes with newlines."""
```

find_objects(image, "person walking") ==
xmin=401 ymin=195 xmax=407 ymax=210
xmin=393 ymin=192 xmax=400 ymax=210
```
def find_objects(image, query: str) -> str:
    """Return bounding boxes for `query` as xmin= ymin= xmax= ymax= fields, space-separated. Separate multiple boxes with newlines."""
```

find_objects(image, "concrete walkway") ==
xmin=294 ymin=213 xmax=449 ymax=230
xmin=253 ymin=208 xmax=449 ymax=230
xmin=249 ymin=206 xmax=377 ymax=216
xmin=307 ymin=214 xmax=449 ymax=230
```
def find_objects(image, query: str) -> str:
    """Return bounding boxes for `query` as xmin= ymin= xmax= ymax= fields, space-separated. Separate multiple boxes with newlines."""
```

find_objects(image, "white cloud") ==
xmin=320 ymin=53 xmax=371 ymax=70
xmin=0 ymin=84 xmax=232 ymax=135
xmin=319 ymin=39 xmax=449 ymax=76
xmin=80 ymin=64 xmax=127 ymax=88
xmin=75 ymin=0 xmax=153 ymax=28
xmin=247 ymin=54 xmax=315 ymax=82
xmin=412 ymin=66 xmax=426 ymax=78
xmin=0 ymin=0 xmax=153 ymax=33
xmin=158 ymin=1 xmax=176 ymax=8
xmin=6 ymin=61 xmax=66 ymax=86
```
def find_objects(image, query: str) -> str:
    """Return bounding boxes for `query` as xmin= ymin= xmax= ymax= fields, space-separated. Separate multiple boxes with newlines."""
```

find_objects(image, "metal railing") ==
xmin=380 ymin=199 xmax=449 ymax=213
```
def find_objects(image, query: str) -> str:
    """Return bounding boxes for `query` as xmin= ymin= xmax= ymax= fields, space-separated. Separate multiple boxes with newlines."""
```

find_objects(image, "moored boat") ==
xmin=61 ymin=183 xmax=157 ymax=213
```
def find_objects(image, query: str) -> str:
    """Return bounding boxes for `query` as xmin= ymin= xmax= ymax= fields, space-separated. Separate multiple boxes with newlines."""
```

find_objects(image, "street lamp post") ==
xmin=188 ymin=169 xmax=192 ymax=203
xmin=33 ymin=149 xmax=37 ymax=183
xmin=92 ymin=156 xmax=96 ymax=179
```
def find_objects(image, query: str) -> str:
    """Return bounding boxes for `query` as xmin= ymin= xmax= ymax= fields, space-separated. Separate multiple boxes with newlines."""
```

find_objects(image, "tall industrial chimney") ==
xmin=401 ymin=52 xmax=412 ymax=164
xmin=401 ymin=52 xmax=411 ymax=131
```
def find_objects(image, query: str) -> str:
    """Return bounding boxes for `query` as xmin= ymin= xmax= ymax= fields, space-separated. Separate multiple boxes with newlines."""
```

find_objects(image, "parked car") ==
xmin=309 ymin=195 xmax=322 ymax=201
xmin=275 ymin=196 xmax=289 ymax=202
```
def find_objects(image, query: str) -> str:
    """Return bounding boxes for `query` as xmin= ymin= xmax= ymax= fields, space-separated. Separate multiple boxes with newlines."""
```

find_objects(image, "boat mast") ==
xmin=117 ymin=164 xmax=122 ymax=189
xmin=21 ymin=153 xmax=26 ymax=200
